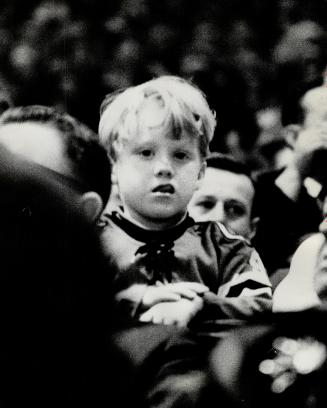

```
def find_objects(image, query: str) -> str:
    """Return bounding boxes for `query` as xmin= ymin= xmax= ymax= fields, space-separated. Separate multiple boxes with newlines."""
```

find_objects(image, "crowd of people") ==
xmin=0 ymin=0 xmax=327 ymax=164
xmin=1 ymin=1 xmax=327 ymax=407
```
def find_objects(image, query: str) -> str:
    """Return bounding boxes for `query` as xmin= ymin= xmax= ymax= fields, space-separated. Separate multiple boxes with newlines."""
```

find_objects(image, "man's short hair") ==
xmin=206 ymin=152 xmax=253 ymax=178
xmin=0 ymin=105 xmax=111 ymax=204
xmin=206 ymin=152 xmax=258 ymax=217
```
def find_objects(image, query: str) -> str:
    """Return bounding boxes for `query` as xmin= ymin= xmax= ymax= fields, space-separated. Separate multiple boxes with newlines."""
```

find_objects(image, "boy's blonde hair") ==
xmin=98 ymin=76 xmax=216 ymax=161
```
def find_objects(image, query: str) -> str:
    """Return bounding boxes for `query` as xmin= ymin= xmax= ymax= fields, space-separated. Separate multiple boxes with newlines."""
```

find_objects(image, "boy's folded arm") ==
xmin=139 ymin=296 xmax=204 ymax=327
xmin=198 ymin=291 xmax=272 ymax=321
xmin=114 ymin=282 xmax=209 ymax=319
xmin=141 ymin=281 xmax=207 ymax=308
xmin=195 ymin=244 xmax=273 ymax=321
xmin=114 ymin=284 xmax=149 ymax=318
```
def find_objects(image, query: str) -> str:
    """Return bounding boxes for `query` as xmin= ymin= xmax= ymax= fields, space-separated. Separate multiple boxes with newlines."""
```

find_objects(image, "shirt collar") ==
xmin=110 ymin=210 xmax=195 ymax=243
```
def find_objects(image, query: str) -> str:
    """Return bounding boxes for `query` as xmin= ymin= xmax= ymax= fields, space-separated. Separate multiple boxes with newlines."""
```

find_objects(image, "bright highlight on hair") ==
xmin=99 ymin=75 xmax=216 ymax=160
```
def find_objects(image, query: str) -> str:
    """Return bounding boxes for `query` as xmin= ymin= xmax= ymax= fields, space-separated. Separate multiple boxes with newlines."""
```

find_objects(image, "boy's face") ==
xmin=188 ymin=167 xmax=255 ymax=239
xmin=113 ymin=122 xmax=205 ymax=229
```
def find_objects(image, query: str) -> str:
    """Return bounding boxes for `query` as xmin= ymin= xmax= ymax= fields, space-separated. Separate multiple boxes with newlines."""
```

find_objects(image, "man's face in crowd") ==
xmin=188 ymin=167 xmax=257 ymax=239
xmin=0 ymin=121 xmax=104 ymax=221
xmin=312 ymin=191 xmax=327 ymax=301
xmin=0 ymin=122 xmax=73 ymax=177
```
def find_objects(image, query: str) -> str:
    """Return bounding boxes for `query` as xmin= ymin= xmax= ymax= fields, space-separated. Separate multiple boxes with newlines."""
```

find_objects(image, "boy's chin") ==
xmin=144 ymin=210 xmax=187 ymax=226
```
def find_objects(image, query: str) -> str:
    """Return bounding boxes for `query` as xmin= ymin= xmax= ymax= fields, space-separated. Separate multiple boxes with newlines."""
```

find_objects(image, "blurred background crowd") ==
xmin=0 ymin=0 xmax=327 ymax=171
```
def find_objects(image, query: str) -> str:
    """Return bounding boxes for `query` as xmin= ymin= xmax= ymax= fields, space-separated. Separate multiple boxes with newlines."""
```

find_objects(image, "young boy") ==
xmin=98 ymin=76 xmax=272 ymax=407
xmin=99 ymin=75 xmax=271 ymax=330
xmin=98 ymin=75 xmax=272 ymax=406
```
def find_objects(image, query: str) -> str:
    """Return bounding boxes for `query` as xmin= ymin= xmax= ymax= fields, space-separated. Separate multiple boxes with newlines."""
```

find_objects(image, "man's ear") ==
xmin=248 ymin=216 xmax=259 ymax=241
xmin=283 ymin=124 xmax=301 ymax=149
xmin=80 ymin=191 xmax=103 ymax=221
xmin=195 ymin=161 xmax=206 ymax=190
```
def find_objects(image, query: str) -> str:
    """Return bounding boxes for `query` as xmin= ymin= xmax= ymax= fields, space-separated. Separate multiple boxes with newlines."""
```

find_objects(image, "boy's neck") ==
xmin=118 ymin=207 xmax=187 ymax=231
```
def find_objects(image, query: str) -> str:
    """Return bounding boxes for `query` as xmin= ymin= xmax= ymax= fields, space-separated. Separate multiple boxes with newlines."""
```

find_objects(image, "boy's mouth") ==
xmin=152 ymin=184 xmax=175 ymax=194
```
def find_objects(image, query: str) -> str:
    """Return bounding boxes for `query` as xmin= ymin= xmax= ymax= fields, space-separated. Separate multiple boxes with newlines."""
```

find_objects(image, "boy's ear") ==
xmin=80 ymin=191 xmax=103 ymax=221
xmin=248 ymin=216 xmax=259 ymax=241
xmin=283 ymin=124 xmax=301 ymax=149
xmin=195 ymin=161 xmax=206 ymax=190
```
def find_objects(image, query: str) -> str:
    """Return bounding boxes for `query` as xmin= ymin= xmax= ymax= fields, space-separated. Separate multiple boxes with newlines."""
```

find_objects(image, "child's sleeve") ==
xmin=195 ymin=223 xmax=272 ymax=322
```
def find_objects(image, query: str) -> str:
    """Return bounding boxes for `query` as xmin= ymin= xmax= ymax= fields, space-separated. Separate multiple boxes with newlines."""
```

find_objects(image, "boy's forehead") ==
xmin=137 ymin=95 xmax=167 ymax=128
xmin=127 ymin=124 xmax=198 ymax=148
xmin=122 ymin=97 xmax=196 ymax=145
xmin=112 ymin=89 xmax=205 ymax=156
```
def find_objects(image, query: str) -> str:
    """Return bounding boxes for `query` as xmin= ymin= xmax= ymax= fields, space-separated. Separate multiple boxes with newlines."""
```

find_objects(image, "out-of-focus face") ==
xmin=313 ymin=194 xmax=327 ymax=300
xmin=0 ymin=122 xmax=72 ymax=177
xmin=113 ymin=107 xmax=205 ymax=230
xmin=0 ymin=121 xmax=104 ymax=222
xmin=302 ymin=87 xmax=327 ymax=128
xmin=314 ymin=240 xmax=327 ymax=301
xmin=188 ymin=167 xmax=256 ymax=239
xmin=291 ymin=126 xmax=327 ymax=179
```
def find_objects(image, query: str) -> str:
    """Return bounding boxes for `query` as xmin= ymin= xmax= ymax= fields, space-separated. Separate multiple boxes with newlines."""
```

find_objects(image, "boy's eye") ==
xmin=139 ymin=149 xmax=153 ymax=157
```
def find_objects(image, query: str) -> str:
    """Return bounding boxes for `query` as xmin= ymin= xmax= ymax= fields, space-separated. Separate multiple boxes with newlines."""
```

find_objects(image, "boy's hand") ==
xmin=139 ymin=296 xmax=204 ymax=327
xmin=141 ymin=281 xmax=208 ymax=309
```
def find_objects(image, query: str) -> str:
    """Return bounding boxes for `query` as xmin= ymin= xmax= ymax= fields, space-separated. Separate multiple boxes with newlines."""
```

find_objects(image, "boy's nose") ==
xmin=154 ymin=157 xmax=173 ymax=177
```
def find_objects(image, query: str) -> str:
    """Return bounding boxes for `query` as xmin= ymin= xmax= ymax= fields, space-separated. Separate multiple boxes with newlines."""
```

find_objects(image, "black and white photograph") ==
xmin=1 ymin=1 xmax=327 ymax=407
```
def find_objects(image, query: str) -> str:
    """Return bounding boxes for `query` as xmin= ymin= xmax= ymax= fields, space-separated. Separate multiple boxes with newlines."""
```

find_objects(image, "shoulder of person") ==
xmin=97 ymin=212 xmax=112 ymax=229
xmin=191 ymin=220 xmax=251 ymax=245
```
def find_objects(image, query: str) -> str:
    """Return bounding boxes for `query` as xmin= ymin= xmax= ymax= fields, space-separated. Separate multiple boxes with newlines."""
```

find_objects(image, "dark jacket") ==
xmin=0 ymin=145 xmax=139 ymax=407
